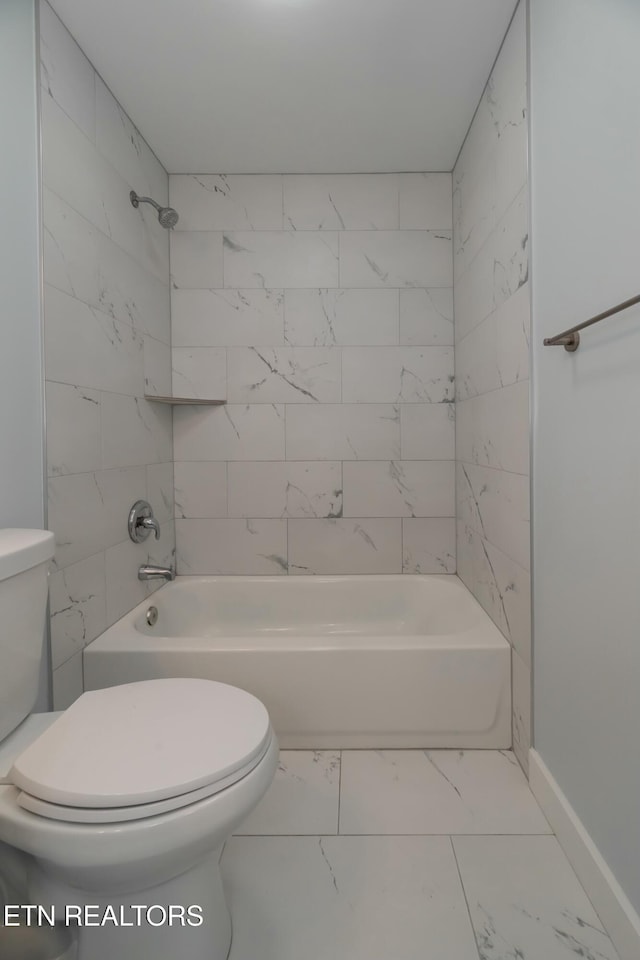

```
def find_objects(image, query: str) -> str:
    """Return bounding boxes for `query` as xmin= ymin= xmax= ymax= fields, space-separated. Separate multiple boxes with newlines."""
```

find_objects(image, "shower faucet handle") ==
xmin=128 ymin=500 xmax=161 ymax=543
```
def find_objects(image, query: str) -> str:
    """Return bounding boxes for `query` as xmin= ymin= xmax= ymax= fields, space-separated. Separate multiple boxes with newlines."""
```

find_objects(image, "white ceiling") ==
xmin=50 ymin=0 xmax=518 ymax=174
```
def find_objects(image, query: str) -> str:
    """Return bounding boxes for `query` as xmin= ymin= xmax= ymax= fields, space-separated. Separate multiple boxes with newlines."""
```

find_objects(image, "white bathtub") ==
xmin=83 ymin=575 xmax=511 ymax=749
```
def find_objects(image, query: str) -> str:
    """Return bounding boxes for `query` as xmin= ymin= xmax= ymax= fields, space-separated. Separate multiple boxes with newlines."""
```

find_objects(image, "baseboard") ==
xmin=529 ymin=749 xmax=640 ymax=960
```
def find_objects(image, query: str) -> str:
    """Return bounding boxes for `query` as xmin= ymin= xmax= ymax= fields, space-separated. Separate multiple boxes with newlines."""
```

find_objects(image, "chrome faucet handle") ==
xmin=139 ymin=516 xmax=161 ymax=540
xmin=128 ymin=500 xmax=161 ymax=543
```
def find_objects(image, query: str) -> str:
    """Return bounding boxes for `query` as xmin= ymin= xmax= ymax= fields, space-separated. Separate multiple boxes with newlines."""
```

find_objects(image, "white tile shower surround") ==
xmin=170 ymin=172 xmax=456 ymax=580
xmin=453 ymin=3 xmax=531 ymax=772
xmin=225 ymin=750 xmax=620 ymax=960
xmin=40 ymin=1 xmax=175 ymax=708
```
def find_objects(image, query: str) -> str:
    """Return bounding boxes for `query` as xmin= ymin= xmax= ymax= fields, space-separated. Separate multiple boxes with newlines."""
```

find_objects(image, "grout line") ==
xmin=450 ymin=836 xmax=483 ymax=960
xmin=337 ymin=749 xmax=343 ymax=834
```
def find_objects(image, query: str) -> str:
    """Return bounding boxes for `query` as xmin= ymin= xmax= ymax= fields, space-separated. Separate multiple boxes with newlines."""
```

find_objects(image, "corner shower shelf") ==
xmin=144 ymin=395 xmax=226 ymax=406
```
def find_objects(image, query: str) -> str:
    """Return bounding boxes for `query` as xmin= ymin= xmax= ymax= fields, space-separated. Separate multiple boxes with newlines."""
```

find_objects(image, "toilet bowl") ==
xmin=0 ymin=531 xmax=278 ymax=960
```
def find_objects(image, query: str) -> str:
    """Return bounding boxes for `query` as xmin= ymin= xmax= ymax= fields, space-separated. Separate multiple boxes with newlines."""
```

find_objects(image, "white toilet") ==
xmin=0 ymin=529 xmax=278 ymax=960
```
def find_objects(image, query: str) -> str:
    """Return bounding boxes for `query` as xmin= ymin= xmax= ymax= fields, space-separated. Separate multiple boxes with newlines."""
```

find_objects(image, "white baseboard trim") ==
xmin=529 ymin=749 xmax=640 ymax=960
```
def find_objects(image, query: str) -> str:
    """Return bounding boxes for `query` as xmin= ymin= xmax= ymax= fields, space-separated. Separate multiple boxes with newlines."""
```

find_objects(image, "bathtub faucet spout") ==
xmin=138 ymin=564 xmax=175 ymax=582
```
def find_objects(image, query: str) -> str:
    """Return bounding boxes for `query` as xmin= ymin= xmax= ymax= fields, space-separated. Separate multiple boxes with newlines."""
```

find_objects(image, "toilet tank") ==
xmin=0 ymin=529 xmax=55 ymax=742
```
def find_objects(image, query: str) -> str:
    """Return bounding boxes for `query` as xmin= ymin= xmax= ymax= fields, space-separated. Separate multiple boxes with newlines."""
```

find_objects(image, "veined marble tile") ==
xmin=223 ymin=231 xmax=339 ymax=288
xmin=457 ymin=461 xmax=530 ymax=571
xmin=453 ymin=835 xmax=620 ymax=960
xmin=399 ymin=288 xmax=454 ymax=345
xmin=49 ymin=552 xmax=106 ymax=669
xmin=173 ymin=404 xmax=285 ymax=462
xmin=52 ymin=652 xmax=84 ymax=710
xmin=493 ymin=85 xmax=528 ymax=226
xmin=455 ymin=188 xmax=529 ymax=343
xmin=399 ymin=173 xmax=453 ymax=229
xmin=288 ymin=519 xmax=401 ymax=575
xmin=48 ymin=473 xmax=108 ymax=569
xmin=94 ymin=466 xmax=148 ymax=550
xmin=40 ymin=1 xmax=95 ymax=142
xmin=343 ymin=461 xmax=454 ymax=518
xmin=236 ymin=751 xmax=340 ymax=835
xmin=228 ymin=347 xmax=340 ymax=404
xmin=171 ymin=288 xmax=284 ymax=347
xmin=42 ymin=95 xmax=168 ymax=284
xmin=174 ymin=462 xmax=228 ymax=519
xmin=495 ymin=280 xmax=530 ymax=388
xmin=342 ymin=346 xmax=454 ymax=403
xmin=170 ymin=232 xmax=223 ymax=289
xmin=176 ymin=519 xmax=288 ymax=575
xmin=400 ymin=403 xmax=455 ymax=460
xmin=339 ymin=231 xmax=452 ymax=288
xmin=101 ymin=395 xmax=172 ymax=469
xmin=228 ymin=462 xmax=342 ymax=519
xmin=170 ymin=175 xmax=283 ymax=231
xmin=95 ymin=76 xmax=167 ymax=203
xmin=456 ymin=523 xmax=531 ymax=664
xmin=285 ymin=404 xmax=400 ymax=461
xmin=144 ymin=337 xmax=172 ymax=397
xmin=403 ymin=519 xmax=457 ymax=574
xmin=45 ymin=382 xmax=101 ymax=477
xmin=512 ymin=648 xmax=531 ymax=772
xmin=339 ymin=750 xmax=550 ymax=835
xmin=223 ymin=836 xmax=479 ymax=960
xmin=284 ymin=288 xmax=399 ymax=346
xmin=43 ymin=189 xmax=171 ymax=345
xmin=146 ymin=462 xmax=175 ymax=524
xmin=283 ymin=174 xmax=398 ymax=230
xmin=105 ymin=537 xmax=150 ymax=626
xmin=453 ymin=151 xmax=497 ymax=279
xmin=171 ymin=347 xmax=227 ymax=400
xmin=456 ymin=380 xmax=529 ymax=476
xmin=44 ymin=285 xmax=144 ymax=396
xmin=146 ymin=520 xmax=176 ymax=588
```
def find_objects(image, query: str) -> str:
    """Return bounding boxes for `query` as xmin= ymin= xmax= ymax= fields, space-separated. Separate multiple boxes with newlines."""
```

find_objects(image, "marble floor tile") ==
xmin=339 ymin=750 xmax=551 ymax=836
xmin=453 ymin=835 xmax=620 ymax=960
xmin=223 ymin=835 xmax=479 ymax=960
xmin=236 ymin=751 xmax=340 ymax=836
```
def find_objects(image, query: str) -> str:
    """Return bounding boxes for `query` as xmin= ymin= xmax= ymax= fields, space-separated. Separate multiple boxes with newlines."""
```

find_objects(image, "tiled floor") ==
xmin=223 ymin=750 xmax=620 ymax=960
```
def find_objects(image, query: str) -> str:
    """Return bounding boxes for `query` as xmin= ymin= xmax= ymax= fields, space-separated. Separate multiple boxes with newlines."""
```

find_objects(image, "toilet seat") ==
xmin=9 ymin=679 xmax=272 ymax=824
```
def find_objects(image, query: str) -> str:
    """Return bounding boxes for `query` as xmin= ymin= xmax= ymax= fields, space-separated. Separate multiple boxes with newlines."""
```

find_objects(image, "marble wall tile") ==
xmin=283 ymin=174 xmax=398 ymax=230
xmin=146 ymin=462 xmax=175 ymax=525
xmin=40 ymin=1 xmax=95 ymax=142
xmin=45 ymin=383 xmax=101 ymax=477
xmin=48 ymin=472 xmax=111 ymax=569
xmin=171 ymin=288 xmax=285 ymax=347
xmin=228 ymin=347 xmax=340 ymax=404
xmin=399 ymin=288 xmax=454 ymax=345
xmin=173 ymin=404 xmax=285 ymax=462
xmin=43 ymin=189 xmax=171 ymax=344
xmin=170 ymin=175 xmax=283 ymax=231
xmin=343 ymin=461 xmax=455 ymax=518
xmin=284 ymin=289 xmax=399 ymax=346
xmin=171 ymin=347 xmax=227 ymax=400
xmin=402 ymin=518 xmax=456 ymax=574
xmin=342 ymin=346 xmax=454 ymax=403
xmin=105 ymin=537 xmax=150 ymax=626
xmin=49 ymin=552 xmax=106 ymax=669
xmin=52 ymin=651 xmax=84 ymax=710
xmin=228 ymin=462 xmax=342 ymax=519
xmin=170 ymin=232 xmax=223 ymax=289
xmin=101 ymin=395 xmax=172 ymax=469
xmin=144 ymin=337 xmax=172 ymax=397
xmin=223 ymin=231 xmax=339 ymax=289
xmin=512 ymin=649 xmax=531 ymax=772
xmin=174 ymin=462 xmax=228 ymax=519
xmin=456 ymin=380 xmax=529 ymax=476
xmin=285 ymin=404 xmax=400 ymax=461
xmin=398 ymin=173 xmax=453 ymax=229
xmin=340 ymin=231 xmax=453 ymax=288
xmin=400 ymin=404 xmax=455 ymax=460
xmin=457 ymin=462 xmax=530 ymax=571
xmin=176 ymin=519 xmax=288 ymax=575
xmin=288 ymin=519 xmax=402 ymax=575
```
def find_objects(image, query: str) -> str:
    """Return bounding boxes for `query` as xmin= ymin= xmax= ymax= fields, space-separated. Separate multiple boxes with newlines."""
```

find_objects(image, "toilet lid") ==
xmin=10 ymin=679 xmax=271 ymax=809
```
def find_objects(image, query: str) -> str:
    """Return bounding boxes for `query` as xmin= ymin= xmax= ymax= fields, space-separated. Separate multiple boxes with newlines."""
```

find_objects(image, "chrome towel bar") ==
xmin=544 ymin=294 xmax=640 ymax=352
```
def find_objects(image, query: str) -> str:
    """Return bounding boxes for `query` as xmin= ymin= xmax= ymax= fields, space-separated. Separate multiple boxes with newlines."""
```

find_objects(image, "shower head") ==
xmin=130 ymin=191 xmax=179 ymax=229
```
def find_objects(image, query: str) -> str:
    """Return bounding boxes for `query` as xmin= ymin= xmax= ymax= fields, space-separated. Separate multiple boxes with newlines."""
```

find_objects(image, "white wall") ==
xmin=0 ymin=0 xmax=45 ymax=531
xmin=453 ymin=3 xmax=531 ymax=770
xmin=39 ymin=2 xmax=174 ymax=708
xmin=170 ymin=174 xmax=456 ymax=576
xmin=531 ymin=0 xmax=640 ymax=915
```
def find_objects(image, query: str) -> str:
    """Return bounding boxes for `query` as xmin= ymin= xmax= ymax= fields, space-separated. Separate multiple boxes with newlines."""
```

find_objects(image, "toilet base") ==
xmin=31 ymin=847 xmax=232 ymax=960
